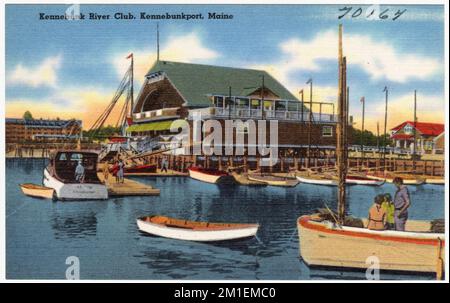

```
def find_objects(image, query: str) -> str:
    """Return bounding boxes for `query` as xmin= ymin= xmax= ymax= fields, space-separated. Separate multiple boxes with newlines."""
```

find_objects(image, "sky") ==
xmin=5 ymin=4 xmax=445 ymax=132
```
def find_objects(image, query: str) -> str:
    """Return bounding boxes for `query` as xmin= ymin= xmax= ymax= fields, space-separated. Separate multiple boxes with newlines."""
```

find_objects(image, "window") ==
xmin=70 ymin=153 xmax=83 ymax=161
xmin=404 ymin=124 xmax=413 ymax=134
xmin=225 ymin=97 xmax=235 ymax=109
xmin=322 ymin=126 xmax=333 ymax=137
xmin=214 ymin=96 xmax=224 ymax=108
xmin=250 ymin=99 xmax=260 ymax=109
xmin=236 ymin=98 xmax=249 ymax=108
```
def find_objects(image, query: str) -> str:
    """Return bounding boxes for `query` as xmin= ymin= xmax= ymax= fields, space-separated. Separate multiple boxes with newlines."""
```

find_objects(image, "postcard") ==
xmin=2 ymin=0 xmax=448 ymax=288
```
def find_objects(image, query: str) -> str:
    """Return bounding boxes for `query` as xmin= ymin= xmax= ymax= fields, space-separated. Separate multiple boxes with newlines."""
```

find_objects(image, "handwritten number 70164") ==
xmin=338 ymin=7 xmax=407 ymax=21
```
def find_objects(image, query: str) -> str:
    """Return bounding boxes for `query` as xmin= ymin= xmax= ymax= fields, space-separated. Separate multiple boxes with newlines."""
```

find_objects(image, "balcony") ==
xmin=189 ymin=107 xmax=336 ymax=123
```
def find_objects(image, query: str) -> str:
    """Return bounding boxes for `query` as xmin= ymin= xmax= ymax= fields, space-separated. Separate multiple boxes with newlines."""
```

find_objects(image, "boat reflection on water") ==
xmin=135 ymin=235 xmax=260 ymax=279
xmin=49 ymin=202 xmax=108 ymax=239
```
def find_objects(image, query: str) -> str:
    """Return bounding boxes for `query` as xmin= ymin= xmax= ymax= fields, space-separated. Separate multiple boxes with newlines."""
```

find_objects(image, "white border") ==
xmin=1 ymin=0 xmax=448 ymax=283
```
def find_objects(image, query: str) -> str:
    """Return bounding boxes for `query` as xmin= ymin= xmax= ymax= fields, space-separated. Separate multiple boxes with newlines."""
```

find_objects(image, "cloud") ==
xmin=257 ymin=29 xmax=441 ymax=85
xmin=360 ymin=93 xmax=444 ymax=133
xmin=113 ymin=32 xmax=219 ymax=84
xmin=5 ymin=86 xmax=126 ymax=129
xmin=7 ymin=55 xmax=62 ymax=88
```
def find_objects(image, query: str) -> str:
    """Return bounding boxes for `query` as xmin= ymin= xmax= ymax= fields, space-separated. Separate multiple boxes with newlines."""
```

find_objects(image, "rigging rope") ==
xmin=88 ymin=66 xmax=132 ymax=139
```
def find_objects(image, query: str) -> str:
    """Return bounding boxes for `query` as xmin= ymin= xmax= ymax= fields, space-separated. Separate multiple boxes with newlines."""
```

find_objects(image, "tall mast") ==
xmin=377 ymin=121 xmax=380 ymax=152
xmin=360 ymin=96 xmax=365 ymax=170
xmin=413 ymin=90 xmax=417 ymax=171
xmin=383 ymin=86 xmax=388 ymax=172
xmin=307 ymin=78 xmax=313 ymax=166
xmin=157 ymin=22 xmax=160 ymax=62
xmin=130 ymin=54 xmax=134 ymax=117
xmin=337 ymin=24 xmax=347 ymax=224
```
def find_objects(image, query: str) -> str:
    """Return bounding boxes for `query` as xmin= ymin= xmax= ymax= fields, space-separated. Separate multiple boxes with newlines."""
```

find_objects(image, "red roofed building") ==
xmin=390 ymin=121 xmax=444 ymax=154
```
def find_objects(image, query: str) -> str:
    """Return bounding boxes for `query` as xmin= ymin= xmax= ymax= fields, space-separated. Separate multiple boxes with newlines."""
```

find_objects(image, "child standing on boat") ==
xmin=381 ymin=193 xmax=395 ymax=230
xmin=367 ymin=195 xmax=386 ymax=231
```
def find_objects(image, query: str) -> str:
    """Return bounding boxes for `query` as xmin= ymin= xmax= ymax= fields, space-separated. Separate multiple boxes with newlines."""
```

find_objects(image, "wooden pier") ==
xmin=97 ymin=174 xmax=160 ymax=196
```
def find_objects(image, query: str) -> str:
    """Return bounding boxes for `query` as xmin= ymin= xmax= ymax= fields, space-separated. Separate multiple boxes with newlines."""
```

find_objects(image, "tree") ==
xmin=23 ymin=111 xmax=33 ymax=120
xmin=350 ymin=127 xmax=392 ymax=147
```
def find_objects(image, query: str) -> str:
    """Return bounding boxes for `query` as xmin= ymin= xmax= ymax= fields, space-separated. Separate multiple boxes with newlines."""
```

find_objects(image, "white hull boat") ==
xmin=297 ymin=173 xmax=384 ymax=186
xmin=43 ymin=150 xmax=108 ymax=201
xmin=296 ymin=175 xmax=338 ymax=186
xmin=345 ymin=175 xmax=385 ymax=186
xmin=44 ymin=168 xmax=108 ymax=200
xmin=137 ymin=215 xmax=259 ymax=242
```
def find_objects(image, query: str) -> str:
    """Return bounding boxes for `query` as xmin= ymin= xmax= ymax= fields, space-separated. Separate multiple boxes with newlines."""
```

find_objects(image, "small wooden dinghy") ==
xmin=137 ymin=215 xmax=259 ymax=242
xmin=20 ymin=183 xmax=55 ymax=199
xmin=298 ymin=214 xmax=445 ymax=273
xmin=366 ymin=172 xmax=425 ymax=185
xmin=188 ymin=166 xmax=232 ymax=184
xmin=231 ymin=172 xmax=267 ymax=186
xmin=248 ymin=174 xmax=299 ymax=187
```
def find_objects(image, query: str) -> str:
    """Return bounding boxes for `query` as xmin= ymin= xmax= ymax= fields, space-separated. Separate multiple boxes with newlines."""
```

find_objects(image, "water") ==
xmin=6 ymin=159 xmax=444 ymax=280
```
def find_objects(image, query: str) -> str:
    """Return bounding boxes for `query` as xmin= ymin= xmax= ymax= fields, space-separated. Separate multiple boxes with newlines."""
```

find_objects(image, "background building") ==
xmin=5 ymin=118 xmax=82 ymax=143
xmin=390 ymin=121 xmax=444 ymax=154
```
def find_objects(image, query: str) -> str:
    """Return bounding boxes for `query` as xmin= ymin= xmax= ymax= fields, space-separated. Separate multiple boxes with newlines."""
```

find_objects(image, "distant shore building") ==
xmin=5 ymin=118 xmax=82 ymax=144
xmin=390 ymin=121 xmax=444 ymax=154
xmin=127 ymin=61 xmax=340 ymax=156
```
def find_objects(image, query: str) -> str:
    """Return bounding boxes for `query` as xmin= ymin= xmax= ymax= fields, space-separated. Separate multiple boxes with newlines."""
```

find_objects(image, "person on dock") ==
xmin=367 ymin=194 xmax=386 ymax=231
xmin=103 ymin=162 xmax=110 ymax=184
xmin=118 ymin=159 xmax=125 ymax=184
xmin=393 ymin=177 xmax=411 ymax=231
xmin=75 ymin=160 xmax=85 ymax=183
xmin=161 ymin=156 xmax=168 ymax=173
xmin=381 ymin=193 xmax=395 ymax=230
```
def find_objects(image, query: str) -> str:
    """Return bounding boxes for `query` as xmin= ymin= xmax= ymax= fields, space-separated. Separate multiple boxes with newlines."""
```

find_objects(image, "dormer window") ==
xmin=404 ymin=124 xmax=413 ymax=134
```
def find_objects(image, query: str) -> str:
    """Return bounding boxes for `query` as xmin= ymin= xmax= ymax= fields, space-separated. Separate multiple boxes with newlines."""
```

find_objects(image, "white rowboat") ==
xmin=137 ymin=215 xmax=259 ymax=242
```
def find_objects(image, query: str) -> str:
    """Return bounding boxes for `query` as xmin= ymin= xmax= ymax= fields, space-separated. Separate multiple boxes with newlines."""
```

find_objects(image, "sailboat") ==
xmin=297 ymin=25 xmax=445 ymax=277
xmin=296 ymin=170 xmax=384 ymax=186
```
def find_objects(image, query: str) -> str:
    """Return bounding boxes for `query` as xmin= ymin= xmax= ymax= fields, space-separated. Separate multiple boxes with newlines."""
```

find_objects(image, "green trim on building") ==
xmin=126 ymin=119 xmax=187 ymax=133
